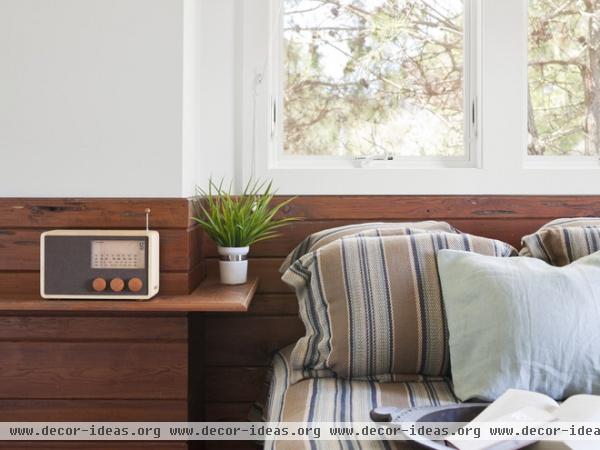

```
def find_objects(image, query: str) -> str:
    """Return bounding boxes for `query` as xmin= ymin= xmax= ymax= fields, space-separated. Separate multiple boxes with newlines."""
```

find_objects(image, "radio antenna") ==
xmin=145 ymin=208 xmax=151 ymax=231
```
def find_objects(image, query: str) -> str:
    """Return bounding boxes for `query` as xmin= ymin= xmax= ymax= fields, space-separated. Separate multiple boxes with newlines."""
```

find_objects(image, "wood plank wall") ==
xmin=200 ymin=195 xmax=600 ymax=422
xmin=3 ymin=196 xmax=600 ymax=449
xmin=0 ymin=198 xmax=201 ymax=450
xmin=0 ymin=199 xmax=205 ymax=295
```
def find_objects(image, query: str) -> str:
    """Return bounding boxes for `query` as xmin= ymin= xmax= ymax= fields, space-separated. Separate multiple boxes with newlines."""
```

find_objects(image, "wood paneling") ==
xmin=204 ymin=367 xmax=268 ymax=403
xmin=4 ymin=196 xmax=600 ymax=436
xmin=0 ymin=198 xmax=190 ymax=228
xmin=277 ymin=195 xmax=600 ymax=220
xmin=204 ymin=316 xmax=304 ymax=366
xmin=245 ymin=294 xmax=298 ymax=316
xmin=0 ymin=316 xmax=187 ymax=341
xmin=187 ymin=262 xmax=207 ymax=294
xmin=0 ymin=198 xmax=203 ymax=449
xmin=0 ymin=444 xmax=187 ymax=449
xmin=0 ymin=399 xmax=188 ymax=421
xmin=0 ymin=342 xmax=187 ymax=399
xmin=188 ymin=225 xmax=204 ymax=271
xmin=204 ymin=402 xmax=255 ymax=422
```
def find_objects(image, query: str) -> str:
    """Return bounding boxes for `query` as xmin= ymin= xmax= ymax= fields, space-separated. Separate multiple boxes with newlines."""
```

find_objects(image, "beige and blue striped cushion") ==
xmin=282 ymin=232 xmax=516 ymax=380
xmin=520 ymin=218 xmax=600 ymax=266
xmin=264 ymin=346 xmax=458 ymax=450
xmin=279 ymin=221 xmax=458 ymax=273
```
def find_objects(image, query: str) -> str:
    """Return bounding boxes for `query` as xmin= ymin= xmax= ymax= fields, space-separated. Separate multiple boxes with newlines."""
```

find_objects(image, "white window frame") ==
xmin=238 ymin=0 xmax=600 ymax=195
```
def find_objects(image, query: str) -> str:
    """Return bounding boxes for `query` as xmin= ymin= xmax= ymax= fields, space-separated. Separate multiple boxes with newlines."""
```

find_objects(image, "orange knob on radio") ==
xmin=110 ymin=278 xmax=125 ymax=292
xmin=128 ymin=277 xmax=143 ymax=293
xmin=92 ymin=277 xmax=107 ymax=292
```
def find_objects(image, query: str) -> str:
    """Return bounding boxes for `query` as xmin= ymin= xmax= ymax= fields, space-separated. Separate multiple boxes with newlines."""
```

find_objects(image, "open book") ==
xmin=448 ymin=389 xmax=600 ymax=450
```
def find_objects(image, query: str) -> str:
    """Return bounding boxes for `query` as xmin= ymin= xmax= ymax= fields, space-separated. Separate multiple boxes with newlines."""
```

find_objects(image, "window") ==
xmin=528 ymin=0 xmax=600 ymax=157
xmin=278 ymin=0 xmax=476 ymax=164
xmin=240 ymin=0 xmax=600 ymax=195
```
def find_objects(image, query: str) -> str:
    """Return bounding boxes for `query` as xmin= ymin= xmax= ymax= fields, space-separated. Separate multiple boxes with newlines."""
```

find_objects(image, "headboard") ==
xmin=201 ymin=195 xmax=600 ymax=423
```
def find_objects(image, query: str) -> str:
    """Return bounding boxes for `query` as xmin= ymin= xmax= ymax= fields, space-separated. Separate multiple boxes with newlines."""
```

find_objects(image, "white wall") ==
xmin=0 ymin=0 xmax=191 ymax=197
xmin=182 ymin=0 xmax=200 ymax=197
xmin=4 ymin=1 xmax=598 ymax=197
xmin=195 ymin=0 xmax=238 ymax=191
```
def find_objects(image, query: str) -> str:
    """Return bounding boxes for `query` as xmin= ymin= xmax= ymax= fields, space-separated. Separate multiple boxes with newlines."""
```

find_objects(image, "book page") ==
xmin=553 ymin=395 xmax=600 ymax=450
xmin=447 ymin=390 xmax=560 ymax=450
xmin=555 ymin=395 xmax=600 ymax=421
xmin=473 ymin=389 xmax=559 ymax=422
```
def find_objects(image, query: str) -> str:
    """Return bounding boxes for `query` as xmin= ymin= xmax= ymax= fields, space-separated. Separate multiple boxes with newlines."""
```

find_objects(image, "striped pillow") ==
xmin=279 ymin=221 xmax=458 ymax=273
xmin=521 ymin=218 xmax=600 ymax=266
xmin=282 ymin=232 xmax=516 ymax=380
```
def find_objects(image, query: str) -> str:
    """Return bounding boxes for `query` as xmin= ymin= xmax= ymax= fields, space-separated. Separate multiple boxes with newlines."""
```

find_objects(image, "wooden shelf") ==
xmin=0 ymin=277 xmax=258 ymax=313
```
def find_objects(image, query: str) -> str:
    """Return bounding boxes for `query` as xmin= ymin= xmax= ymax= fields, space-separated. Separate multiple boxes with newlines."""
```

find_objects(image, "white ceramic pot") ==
xmin=217 ymin=246 xmax=249 ymax=285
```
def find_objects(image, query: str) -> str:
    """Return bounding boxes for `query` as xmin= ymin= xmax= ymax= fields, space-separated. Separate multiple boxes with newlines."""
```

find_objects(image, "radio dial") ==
xmin=110 ymin=278 xmax=125 ymax=292
xmin=92 ymin=278 xmax=107 ymax=292
xmin=128 ymin=277 xmax=143 ymax=293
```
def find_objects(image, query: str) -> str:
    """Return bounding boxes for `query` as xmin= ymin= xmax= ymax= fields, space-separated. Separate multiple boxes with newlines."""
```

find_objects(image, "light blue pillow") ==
xmin=437 ymin=249 xmax=600 ymax=402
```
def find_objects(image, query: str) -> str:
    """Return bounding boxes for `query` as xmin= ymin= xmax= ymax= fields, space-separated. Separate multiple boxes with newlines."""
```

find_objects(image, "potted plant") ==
xmin=192 ymin=179 xmax=298 ymax=285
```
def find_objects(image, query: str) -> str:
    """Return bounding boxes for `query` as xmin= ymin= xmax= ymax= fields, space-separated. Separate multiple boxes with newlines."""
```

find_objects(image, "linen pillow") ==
xmin=282 ymin=232 xmax=515 ymax=380
xmin=438 ymin=249 xmax=600 ymax=402
xmin=520 ymin=217 xmax=600 ymax=265
xmin=279 ymin=221 xmax=458 ymax=273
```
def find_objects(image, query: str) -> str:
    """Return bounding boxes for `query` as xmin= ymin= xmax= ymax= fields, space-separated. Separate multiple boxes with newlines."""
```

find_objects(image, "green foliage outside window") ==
xmin=282 ymin=0 xmax=600 ymax=158
xmin=283 ymin=0 xmax=465 ymax=158
xmin=529 ymin=0 xmax=600 ymax=156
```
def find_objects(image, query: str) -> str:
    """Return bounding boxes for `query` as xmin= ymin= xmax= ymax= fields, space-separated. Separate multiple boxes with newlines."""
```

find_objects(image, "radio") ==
xmin=40 ymin=228 xmax=160 ymax=300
